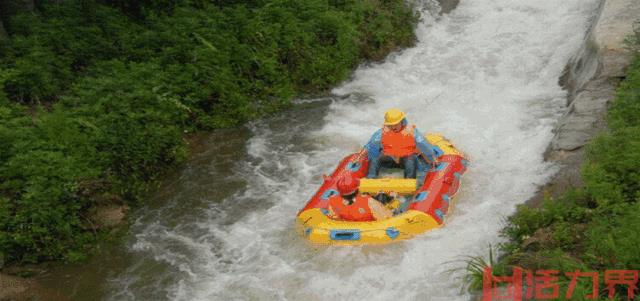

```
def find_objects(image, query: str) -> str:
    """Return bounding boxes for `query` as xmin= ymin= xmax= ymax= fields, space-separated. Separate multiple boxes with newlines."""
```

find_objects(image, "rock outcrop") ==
xmin=531 ymin=0 xmax=640 ymax=205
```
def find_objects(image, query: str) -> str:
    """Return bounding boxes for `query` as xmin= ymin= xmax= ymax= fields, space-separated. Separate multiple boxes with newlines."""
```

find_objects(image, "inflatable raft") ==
xmin=296 ymin=134 xmax=468 ymax=245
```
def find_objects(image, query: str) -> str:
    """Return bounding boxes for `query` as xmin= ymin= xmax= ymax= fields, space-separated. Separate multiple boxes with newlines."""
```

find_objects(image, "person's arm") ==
xmin=414 ymin=128 xmax=438 ymax=164
xmin=354 ymin=129 xmax=383 ymax=162
xmin=368 ymin=197 xmax=393 ymax=220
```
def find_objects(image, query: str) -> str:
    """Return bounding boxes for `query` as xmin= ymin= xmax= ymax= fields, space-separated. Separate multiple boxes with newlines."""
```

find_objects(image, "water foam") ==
xmin=108 ymin=1 xmax=601 ymax=300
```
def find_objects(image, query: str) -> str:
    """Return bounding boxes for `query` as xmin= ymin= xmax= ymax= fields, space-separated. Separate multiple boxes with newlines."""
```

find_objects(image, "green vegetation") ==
xmin=0 ymin=0 xmax=418 ymax=265
xmin=467 ymin=31 xmax=640 ymax=300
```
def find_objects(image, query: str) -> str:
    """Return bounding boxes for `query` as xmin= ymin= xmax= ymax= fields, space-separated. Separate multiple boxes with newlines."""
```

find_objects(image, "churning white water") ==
xmin=108 ymin=1 xmax=601 ymax=300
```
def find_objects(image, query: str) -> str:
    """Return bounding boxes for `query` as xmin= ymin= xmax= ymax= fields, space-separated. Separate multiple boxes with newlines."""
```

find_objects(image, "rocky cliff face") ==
xmin=531 ymin=0 xmax=640 ymax=205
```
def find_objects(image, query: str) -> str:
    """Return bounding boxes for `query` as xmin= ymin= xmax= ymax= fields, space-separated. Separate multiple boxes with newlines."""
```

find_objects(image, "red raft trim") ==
xmin=298 ymin=153 xmax=468 ymax=223
xmin=408 ymin=154 xmax=467 ymax=224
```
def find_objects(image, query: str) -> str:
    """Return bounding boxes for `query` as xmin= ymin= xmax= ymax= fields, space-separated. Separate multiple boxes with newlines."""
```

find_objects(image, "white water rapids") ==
xmin=108 ymin=1 xmax=601 ymax=300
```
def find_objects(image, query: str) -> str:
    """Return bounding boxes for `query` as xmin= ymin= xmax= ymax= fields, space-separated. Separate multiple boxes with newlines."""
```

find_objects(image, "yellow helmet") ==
xmin=383 ymin=108 xmax=406 ymax=125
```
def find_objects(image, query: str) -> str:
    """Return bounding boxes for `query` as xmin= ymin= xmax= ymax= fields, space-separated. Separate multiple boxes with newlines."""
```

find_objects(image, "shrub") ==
xmin=0 ymin=0 xmax=419 ymax=264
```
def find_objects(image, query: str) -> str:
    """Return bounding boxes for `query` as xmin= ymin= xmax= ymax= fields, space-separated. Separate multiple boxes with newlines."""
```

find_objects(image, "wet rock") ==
xmin=0 ymin=273 xmax=70 ymax=301
xmin=548 ymin=0 xmax=639 ymax=154
xmin=87 ymin=205 xmax=129 ymax=229
xmin=552 ymin=131 xmax=594 ymax=152
xmin=437 ymin=0 xmax=459 ymax=14
xmin=535 ymin=0 xmax=640 ymax=207
xmin=0 ymin=273 xmax=37 ymax=301
xmin=592 ymin=0 xmax=640 ymax=78
xmin=551 ymin=80 xmax=611 ymax=151
xmin=522 ymin=227 xmax=555 ymax=250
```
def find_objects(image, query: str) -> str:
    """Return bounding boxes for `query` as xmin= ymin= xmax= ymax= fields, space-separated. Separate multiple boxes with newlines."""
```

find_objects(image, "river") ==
xmin=37 ymin=0 xmax=601 ymax=300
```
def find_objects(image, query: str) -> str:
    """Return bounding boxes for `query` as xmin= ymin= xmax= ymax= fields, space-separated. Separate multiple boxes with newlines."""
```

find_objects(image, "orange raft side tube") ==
xmin=296 ymin=134 xmax=468 ymax=245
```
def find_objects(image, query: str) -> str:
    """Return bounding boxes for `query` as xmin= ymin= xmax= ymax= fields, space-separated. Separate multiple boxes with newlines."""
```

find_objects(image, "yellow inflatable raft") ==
xmin=296 ymin=134 xmax=468 ymax=245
